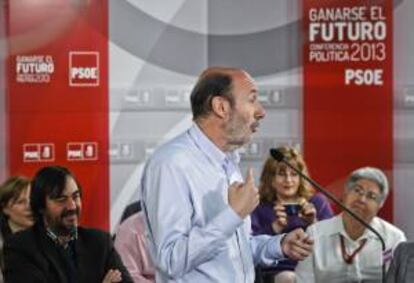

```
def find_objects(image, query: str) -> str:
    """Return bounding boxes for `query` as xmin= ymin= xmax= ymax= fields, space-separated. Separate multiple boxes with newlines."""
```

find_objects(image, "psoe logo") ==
xmin=67 ymin=142 xmax=98 ymax=161
xmin=69 ymin=51 xmax=99 ymax=87
xmin=23 ymin=143 xmax=55 ymax=163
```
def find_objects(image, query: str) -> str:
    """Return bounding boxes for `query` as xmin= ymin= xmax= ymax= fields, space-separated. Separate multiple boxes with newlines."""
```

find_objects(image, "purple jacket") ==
xmin=251 ymin=193 xmax=334 ymax=236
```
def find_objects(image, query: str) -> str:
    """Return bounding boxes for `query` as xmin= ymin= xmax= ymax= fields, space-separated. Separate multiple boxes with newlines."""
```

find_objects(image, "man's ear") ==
xmin=2 ymin=206 xmax=11 ymax=217
xmin=211 ymin=96 xmax=231 ymax=119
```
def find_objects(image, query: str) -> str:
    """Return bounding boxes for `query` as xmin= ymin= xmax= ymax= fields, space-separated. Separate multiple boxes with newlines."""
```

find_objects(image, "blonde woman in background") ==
xmin=251 ymin=146 xmax=333 ymax=283
xmin=0 ymin=176 xmax=33 ymax=282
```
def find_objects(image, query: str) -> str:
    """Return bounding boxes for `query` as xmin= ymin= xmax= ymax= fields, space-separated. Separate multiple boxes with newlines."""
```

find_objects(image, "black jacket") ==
xmin=3 ymin=224 xmax=133 ymax=283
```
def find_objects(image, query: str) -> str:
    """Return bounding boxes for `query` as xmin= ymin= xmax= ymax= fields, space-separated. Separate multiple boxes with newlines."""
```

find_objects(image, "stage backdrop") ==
xmin=6 ymin=0 xmax=109 ymax=230
xmin=3 ymin=0 xmax=404 ymax=232
xmin=303 ymin=0 xmax=393 ymax=220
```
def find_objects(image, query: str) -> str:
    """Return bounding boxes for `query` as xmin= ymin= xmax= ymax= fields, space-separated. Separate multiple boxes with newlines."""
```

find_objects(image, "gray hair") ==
xmin=345 ymin=167 xmax=389 ymax=205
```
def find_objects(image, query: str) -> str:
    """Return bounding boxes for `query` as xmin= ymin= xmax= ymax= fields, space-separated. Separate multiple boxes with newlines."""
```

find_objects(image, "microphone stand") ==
xmin=270 ymin=149 xmax=387 ymax=283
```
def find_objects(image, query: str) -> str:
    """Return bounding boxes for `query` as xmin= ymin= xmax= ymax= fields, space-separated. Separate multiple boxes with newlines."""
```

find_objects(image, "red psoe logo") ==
xmin=69 ymin=51 xmax=99 ymax=87
xmin=67 ymin=143 xmax=84 ymax=160
xmin=67 ymin=142 xmax=98 ymax=161
xmin=23 ymin=143 xmax=55 ymax=163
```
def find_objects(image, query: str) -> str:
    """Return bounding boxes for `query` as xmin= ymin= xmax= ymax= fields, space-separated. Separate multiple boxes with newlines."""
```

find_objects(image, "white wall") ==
xmin=394 ymin=0 xmax=414 ymax=240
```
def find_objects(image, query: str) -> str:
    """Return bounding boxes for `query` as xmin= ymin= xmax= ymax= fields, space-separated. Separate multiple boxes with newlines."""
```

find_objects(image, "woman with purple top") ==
xmin=251 ymin=146 xmax=334 ymax=283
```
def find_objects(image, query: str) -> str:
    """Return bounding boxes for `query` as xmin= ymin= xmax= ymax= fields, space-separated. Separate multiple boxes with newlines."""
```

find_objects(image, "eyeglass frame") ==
xmin=347 ymin=184 xmax=384 ymax=203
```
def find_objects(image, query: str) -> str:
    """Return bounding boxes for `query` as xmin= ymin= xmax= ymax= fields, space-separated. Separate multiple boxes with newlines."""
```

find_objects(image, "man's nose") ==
xmin=356 ymin=192 xmax=368 ymax=203
xmin=24 ymin=200 xmax=31 ymax=209
xmin=255 ymin=102 xmax=266 ymax=119
xmin=65 ymin=197 xmax=77 ymax=209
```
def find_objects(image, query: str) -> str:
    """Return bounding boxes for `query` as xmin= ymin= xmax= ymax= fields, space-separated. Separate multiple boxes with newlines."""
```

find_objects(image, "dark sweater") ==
xmin=4 ymin=224 xmax=132 ymax=283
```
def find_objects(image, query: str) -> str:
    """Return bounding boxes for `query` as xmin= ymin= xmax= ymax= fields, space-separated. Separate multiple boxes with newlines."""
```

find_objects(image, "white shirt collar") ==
xmin=188 ymin=123 xmax=240 ymax=169
xmin=328 ymin=214 xmax=382 ymax=242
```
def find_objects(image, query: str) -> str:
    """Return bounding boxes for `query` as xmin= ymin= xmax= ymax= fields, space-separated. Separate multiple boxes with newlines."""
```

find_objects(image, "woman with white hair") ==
xmin=295 ymin=167 xmax=406 ymax=283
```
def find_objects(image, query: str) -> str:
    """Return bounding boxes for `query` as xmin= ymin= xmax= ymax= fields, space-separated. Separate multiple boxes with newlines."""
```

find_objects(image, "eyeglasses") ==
xmin=349 ymin=185 xmax=382 ymax=203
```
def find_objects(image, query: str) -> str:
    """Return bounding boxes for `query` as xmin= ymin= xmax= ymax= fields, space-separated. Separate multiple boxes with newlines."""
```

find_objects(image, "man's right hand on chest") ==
xmin=228 ymin=168 xmax=259 ymax=219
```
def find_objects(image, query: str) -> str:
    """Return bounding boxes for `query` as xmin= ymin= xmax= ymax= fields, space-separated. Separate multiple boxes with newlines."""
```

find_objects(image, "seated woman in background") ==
xmin=251 ymin=146 xmax=334 ymax=283
xmin=295 ymin=167 xmax=406 ymax=283
xmin=115 ymin=210 xmax=155 ymax=283
xmin=0 ymin=176 xmax=33 ymax=281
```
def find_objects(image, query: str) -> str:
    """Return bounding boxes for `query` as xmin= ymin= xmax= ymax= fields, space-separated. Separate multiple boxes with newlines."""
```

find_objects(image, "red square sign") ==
xmin=69 ymin=51 xmax=99 ymax=87
xmin=67 ymin=143 xmax=84 ymax=160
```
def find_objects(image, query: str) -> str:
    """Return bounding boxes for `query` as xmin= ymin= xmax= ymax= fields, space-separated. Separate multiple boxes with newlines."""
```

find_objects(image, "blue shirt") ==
xmin=141 ymin=124 xmax=284 ymax=283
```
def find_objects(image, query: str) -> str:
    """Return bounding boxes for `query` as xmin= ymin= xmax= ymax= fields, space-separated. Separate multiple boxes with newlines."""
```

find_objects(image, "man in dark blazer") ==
xmin=386 ymin=241 xmax=414 ymax=283
xmin=4 ymin=166 xmax=132 ymax=283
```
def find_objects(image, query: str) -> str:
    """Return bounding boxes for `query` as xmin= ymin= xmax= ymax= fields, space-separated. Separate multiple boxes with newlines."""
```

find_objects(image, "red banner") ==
xmin=6 ymin=0 xmax=109 ymax=230
xmin=303 ymin=0 xmax=393 ymax=220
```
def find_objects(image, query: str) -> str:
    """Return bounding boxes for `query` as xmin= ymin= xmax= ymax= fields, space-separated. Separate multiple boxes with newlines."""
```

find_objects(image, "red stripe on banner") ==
xmin=6 ymin=0 xmax=109 ymax=230
xmin=303 ymin=0 xmax=393 ymax=221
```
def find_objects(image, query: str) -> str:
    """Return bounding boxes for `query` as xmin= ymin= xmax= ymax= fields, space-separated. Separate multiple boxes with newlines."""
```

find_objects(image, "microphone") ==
xmin=270 ymin=148 xmax=387 ymax=283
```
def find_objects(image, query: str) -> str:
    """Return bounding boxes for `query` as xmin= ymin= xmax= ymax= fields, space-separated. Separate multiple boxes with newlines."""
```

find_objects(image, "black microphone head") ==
xmin=270 ymin=148 xmax=284 ymax=162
